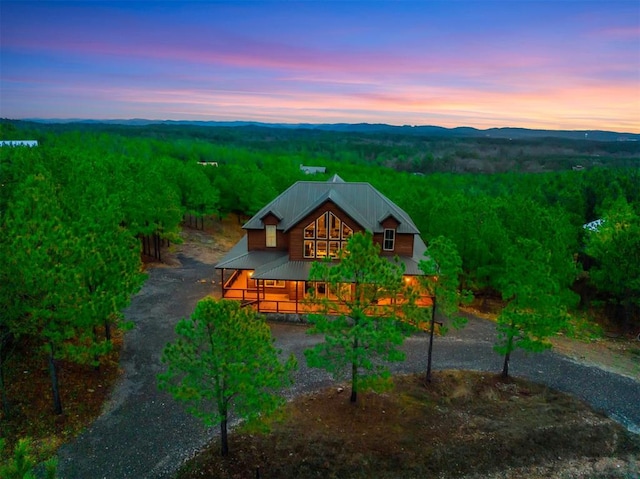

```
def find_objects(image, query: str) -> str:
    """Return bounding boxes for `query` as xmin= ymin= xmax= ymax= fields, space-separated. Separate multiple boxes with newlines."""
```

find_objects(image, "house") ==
xmin=0 ymin=140 xmax=38 ymax=147
xmin=300 ymin=164 xmax=327 ymax=175
xmin=215 ymin=174 xmax=431 ymax=314
xmin=583 ymin=218 xmax=604 ymax=232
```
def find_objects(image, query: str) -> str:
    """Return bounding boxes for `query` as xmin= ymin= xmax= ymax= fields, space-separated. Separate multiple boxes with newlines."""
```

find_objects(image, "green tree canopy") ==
xmin=304 ymin=231 xmax=416 ymax=403
xmin=494 ymin=238 xmax=578 ymax=378
xmin=419 ymin=236 xmax=471 ymax=383
xmin=158 ymin=298 xmax=296 ymax=456
xmin=585 ymin=198 xmax=640 ymax=331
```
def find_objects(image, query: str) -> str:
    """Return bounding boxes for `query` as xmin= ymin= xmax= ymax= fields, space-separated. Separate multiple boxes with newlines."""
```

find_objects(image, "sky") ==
xmin=1 ymin=1 xmax=639 ymax=132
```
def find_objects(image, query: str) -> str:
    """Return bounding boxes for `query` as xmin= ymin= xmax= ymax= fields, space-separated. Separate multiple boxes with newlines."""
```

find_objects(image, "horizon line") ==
xmin=6 ymin=117 xmax=640 ymax=136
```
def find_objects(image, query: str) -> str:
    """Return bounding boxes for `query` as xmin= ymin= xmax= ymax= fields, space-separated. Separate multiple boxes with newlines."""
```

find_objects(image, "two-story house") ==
xmin=215 ymin=175 xmax=431 ymax=314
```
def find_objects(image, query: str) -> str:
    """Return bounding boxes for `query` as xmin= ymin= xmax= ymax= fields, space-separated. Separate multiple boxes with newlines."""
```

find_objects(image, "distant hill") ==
xmin=14 ymin=118 xmax=640 ymax=142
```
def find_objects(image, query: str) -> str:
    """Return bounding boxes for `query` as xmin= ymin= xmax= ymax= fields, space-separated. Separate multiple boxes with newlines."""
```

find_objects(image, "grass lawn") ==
xmin=177 ymin=371 xmax=640 ymax=479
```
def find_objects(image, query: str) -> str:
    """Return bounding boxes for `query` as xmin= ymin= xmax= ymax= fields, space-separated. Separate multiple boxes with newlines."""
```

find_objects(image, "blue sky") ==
xmin=1 ymin=1 xmax=638 ymax=131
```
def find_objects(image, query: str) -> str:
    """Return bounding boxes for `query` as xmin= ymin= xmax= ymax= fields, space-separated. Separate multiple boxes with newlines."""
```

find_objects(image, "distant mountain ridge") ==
xmin=15 ymin=118 xmax=640 ymax=142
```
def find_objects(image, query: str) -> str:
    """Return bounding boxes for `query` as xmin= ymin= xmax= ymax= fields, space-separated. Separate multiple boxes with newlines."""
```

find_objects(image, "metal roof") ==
xmin=403 ymin=235 xmax=428 ymax=275
xmin=243 ymin=178 xmax=420 ymax=234
xmin=215 ymin=234 xmax=428 ymax=279
xmin=300 ymin=165 xmax=327 ymax=174
xmin=0 ymin=140 xmax=38 ymax=147
xmin=215 ymin=236 xmax=288 ymax=270
xmin=254 ymin=260 xmax=313 ymax=281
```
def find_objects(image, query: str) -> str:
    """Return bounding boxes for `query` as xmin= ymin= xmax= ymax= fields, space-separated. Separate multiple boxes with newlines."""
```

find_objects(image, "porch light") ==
xmin=248 ymin=271 xmax=254 ymax=277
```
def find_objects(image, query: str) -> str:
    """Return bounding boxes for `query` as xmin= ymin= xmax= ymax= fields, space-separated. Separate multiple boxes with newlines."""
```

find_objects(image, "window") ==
xmin=316 ymin=212 xmax=327 ymax=238
xmin=266 ymin=225 xmax=276 ymax=247
xmin=329 ymin=214 xmax=341 ymax=239
xmin=304 ymin=241 xmax=315 ymax=258
xmin=251 ymin=278 xmax=285 ymax=288
xmin=316 ymin=241 xmax=327 ymax=258
xmin=304 ymin=222 xmax=315 ymax=238
xmin=329 ymin=241 xmax=340 ymax=258
xmin=302 ymin=211 xmax=353 ymax=258
xmin=383 ymin=228 xmax=395 ymax=251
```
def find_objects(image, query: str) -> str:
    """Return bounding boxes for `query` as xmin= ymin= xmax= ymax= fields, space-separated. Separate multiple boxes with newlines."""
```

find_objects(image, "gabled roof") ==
xmin=243 ymin=178 xmax=420 ymax=234
xmin=215 ymin=234 xmax=428 ymax=278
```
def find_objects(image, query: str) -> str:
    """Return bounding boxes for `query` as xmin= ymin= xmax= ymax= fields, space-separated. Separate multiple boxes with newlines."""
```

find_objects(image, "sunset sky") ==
xmin=1 ymin=1 xmax=639 ymax=132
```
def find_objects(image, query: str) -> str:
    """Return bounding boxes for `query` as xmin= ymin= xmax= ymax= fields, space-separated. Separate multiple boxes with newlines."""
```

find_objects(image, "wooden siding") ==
xmin=288 ymin=201 xmax=364 ymax=261
xmin=246 ymin=200 xmax=414 ymax=258
xmin=247 ymin=229 xmax=289 ymax=251
xmin=373 ymin=232 xmax=414 ymax=256
xmin=380 ymin=216 xmax=400 ymax=229
xmin=261 ymin=213 xmax=280 ymax=225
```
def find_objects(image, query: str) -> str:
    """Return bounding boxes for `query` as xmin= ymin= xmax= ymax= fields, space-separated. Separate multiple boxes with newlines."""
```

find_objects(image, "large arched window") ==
xmin=303 ymin=212 xmax=353 ymax=258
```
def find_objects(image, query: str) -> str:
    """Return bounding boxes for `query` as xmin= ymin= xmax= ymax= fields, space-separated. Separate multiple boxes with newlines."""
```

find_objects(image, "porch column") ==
xmin=295 ymin=281 xmax=299 ymax=314
xmin=256 ymin=279 xmax=261 ymax=312
xmin=220 ymin=269 xmax=225 ymax=298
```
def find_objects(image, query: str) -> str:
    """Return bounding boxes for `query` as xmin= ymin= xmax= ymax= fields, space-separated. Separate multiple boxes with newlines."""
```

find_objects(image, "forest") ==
xmin=0 ymin=119 xmax=638 ymax=440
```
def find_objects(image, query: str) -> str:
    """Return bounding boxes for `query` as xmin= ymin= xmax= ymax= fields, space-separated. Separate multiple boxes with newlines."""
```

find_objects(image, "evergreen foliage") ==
xmin=0 ymin=121 xmax=637 ymax=423
xmin=419 ymin=236 xmax=472 ymax=383
xmin=158 ymin=298 xmax=296 ymax=456
xmin=585 ymin=198 xmax=640 ymax=332
xmin=304 ymin=232 xmax=417 ymax=403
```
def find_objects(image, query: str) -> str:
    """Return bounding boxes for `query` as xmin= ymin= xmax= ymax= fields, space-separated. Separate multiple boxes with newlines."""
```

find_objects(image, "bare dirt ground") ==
xmin=161 ymin=215 xmax=245 ymax=268
xmin=177 ymin=372 xmax=639 ymax=479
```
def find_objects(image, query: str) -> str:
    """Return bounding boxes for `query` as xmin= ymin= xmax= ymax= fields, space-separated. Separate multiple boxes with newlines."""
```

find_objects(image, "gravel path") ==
xmin=55 ymin=254 xmax=640 ymax=479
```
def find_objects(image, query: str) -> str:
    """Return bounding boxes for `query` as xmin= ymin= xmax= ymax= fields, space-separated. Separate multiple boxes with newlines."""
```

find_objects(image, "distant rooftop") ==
xmin=300 ymin=164 xmax=326 ymax=174
xmin=0 ymin=140 xmax=38 ymax=147
xmin=583 ymin=219 xmax=604 ymax=232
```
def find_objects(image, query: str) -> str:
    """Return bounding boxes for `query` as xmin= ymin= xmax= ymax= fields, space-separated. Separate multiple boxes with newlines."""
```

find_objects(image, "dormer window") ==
xmin=266 ymin=225 xmax=276 ymax=247
xmin=383 ymin=228 xmax=395 ymax=251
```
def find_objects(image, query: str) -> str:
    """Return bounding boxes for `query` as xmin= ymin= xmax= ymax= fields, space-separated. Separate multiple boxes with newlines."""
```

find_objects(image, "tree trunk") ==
xmin=501 ymin=350 xmax=511 ymax=378
xmin=622 ymin=296 xmax=632 ymax=334
xmin=426 ymin=298 xmax=437 ymax=384
xmin=0 ymin=354 xmax=8 ymax=419
xmin=350 ymin=338 xmax=358 ymax=403
xmin=92 ymin=326 xmax=100 ymax=371
xmin=104 ymin=317 xmax=112 ymax=342
xmin=501 ymin=329 xmax=514 ymax=378
xmin=48 ymin=343 xmax=63 ymax=415
xmin=220 ymin=415 xmax=229 ymax=456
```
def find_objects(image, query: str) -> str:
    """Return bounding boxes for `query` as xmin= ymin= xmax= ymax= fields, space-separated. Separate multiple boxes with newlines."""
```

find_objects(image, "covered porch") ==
xmin=215 ymin=234 xmax=433 ymax=315
xmin=220 ymin=269 xmax=433 ymax=315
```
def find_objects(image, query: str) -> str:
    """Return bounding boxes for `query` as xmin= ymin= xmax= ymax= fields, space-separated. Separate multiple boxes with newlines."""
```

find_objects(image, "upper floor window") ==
xmin=304 ymin=211 xmax=353 ymax=258
xmin=383 ymin=228 xmax=395 ymax=251
xmin=265 ymin=225 xmax=276 ymax=247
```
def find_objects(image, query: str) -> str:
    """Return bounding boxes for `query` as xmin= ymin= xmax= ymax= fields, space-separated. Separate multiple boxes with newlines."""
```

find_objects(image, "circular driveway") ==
xmin=55 ymin=254 xmax=640 ymax=479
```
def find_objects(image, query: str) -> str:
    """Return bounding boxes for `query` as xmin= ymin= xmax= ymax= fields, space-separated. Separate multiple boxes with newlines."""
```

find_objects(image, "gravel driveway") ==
xmin=55 ymin=254 xmax=640 ymax=479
